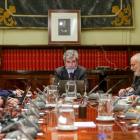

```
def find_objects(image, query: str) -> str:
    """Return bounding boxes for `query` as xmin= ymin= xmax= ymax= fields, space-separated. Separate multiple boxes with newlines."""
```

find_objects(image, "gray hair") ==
xmin=132 ymin=53 xmax=140 ymax=63
xmin=63 ymin=50 xmax=78 ymax=61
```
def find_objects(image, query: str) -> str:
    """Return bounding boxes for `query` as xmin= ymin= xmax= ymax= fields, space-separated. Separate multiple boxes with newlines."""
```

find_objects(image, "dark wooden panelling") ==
xmin=0 ymin=73 xmax=99 ymax=92
xmin=0 ymin=75 xmax=32 ymax=90
xmin=106 ymin=75 xmax=131 ymax=94
xmin=87 ymin=75 xmax=99 ymax=92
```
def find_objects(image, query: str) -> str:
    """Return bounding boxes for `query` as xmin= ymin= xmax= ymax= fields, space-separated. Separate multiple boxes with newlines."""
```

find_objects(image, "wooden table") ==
xmin=36 ymin=100 xmax=140 ymax=140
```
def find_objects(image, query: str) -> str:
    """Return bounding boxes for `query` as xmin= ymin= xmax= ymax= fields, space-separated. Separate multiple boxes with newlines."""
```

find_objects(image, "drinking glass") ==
xmin=46 ymin=85 xmax=58 ymax=104
xmin=98 ymin=94 xmax=113 ymax=119
xmin=55 ymin=99 xmax=75 ymax=130
xmin=65 ymin=81 xmax=77 ymax=98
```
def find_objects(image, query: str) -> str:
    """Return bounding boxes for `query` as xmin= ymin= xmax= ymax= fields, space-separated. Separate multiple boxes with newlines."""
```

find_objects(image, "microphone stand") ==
xmin=113 ymin=83 xmax=139 ymax=106
xmin=32 ymin=77 xmax=46 ymax=89
xmin=13 ymin=86 xmax=23 ymax=96
xmin=88 ymin=76 xmax=108 ymax=95
xmin=124 ymin=100 xmax=138 ymax=114
xmin=25 ymin=79 xmax=45 ymax=96
xmin=113 ymin=82 xmax=139 ymax=111
xmin=28 ymin=98 xmax=40 ymax=111
xmin=22 ymin=81 xmax=46 ymax=104
xmin=2 ymin=119 xmax=34 ymax=140
xmin=25 ymin=104 xmax=40 ymax=118
xmin=105 ymin=79 xmax=124 ymax=95
xmin=32 ymin=77 xmax=48 ymax=96
xmin=21 ymin=112 xmax=40 ymax=132
xmin=88 ymin=77 xmax=108 ymax=99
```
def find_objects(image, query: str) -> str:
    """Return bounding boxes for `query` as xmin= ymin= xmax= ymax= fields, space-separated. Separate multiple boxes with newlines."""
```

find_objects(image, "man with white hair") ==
xmin=119 ymin=53 xmax=140 ymax=100
xmin=54 ymin=49 xmax=89 ymax=92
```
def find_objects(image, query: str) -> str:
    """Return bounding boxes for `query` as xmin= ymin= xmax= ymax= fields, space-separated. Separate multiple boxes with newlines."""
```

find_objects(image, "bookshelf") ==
xmin=0 ymin=44 xmax=139 ymax=94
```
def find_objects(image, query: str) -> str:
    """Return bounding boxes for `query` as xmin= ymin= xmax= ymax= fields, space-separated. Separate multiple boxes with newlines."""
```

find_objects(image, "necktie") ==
xmin=69 ymin=73 xmax=73 ymax=80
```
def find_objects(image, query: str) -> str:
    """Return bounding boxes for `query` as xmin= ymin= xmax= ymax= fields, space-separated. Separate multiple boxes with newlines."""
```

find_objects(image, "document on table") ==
xmin=74 ymin=122 xmax=96 ymax=128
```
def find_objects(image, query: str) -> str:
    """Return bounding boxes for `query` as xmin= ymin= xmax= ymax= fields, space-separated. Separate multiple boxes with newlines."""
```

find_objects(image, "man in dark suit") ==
xmin=118 ymin=53 xmax=140 ymax=100
xmin=54 ymin=49 xmax=89 ymax=92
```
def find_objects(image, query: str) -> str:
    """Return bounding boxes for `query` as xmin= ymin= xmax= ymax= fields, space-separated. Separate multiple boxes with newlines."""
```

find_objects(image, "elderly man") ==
xmin=119 ymin=53 xmax=140 ymax=101
xmin=54 ymin=49 xmax=89 ymax=91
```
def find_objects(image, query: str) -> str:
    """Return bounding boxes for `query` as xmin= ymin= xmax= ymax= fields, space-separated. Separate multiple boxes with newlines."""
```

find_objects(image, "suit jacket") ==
xmin=54 ymin=65 xmax=89 ymax=92
xmin=131 ymin=75 xmax=140 ymax=95
xmin=0 ymin=88 xmax=15 ymax=97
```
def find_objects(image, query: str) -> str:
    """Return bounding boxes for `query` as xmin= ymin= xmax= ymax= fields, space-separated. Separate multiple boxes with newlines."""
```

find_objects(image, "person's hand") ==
xmin=6 ymin=98 xmax=19 ymax=107
xmin=28 ymin=91 xmax=32 ymax=95
xmin=0 ymin=108 xmax=3 ymax=111
xmin=0 ymin=97 xmax=4 ymax=107
xmin=128 ymin=95 xmax=138 ymax=101
xmin=15 ymin=89 xmax=24 ymax=96
xmin=118 ymin=89 xmax=127 ymax=95
xmin=126 ymin=87 xmax=134 ymax=92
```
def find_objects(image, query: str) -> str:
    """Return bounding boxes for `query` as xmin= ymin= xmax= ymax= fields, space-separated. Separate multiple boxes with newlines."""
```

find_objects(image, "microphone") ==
xmin=113 ymin=82 xmax=139 ymax=106
xmin=2 ymin=119 xmax=24 ymax=132
xmin=21 ymin=112 xmax=40 ymax=132
xmin=88 ymin=76 xmax=108 ymax=95
xmin=1 ymin=93 xmax=10 ymax=108
xmin=2 ymin=120 xmax=35 ymax=140
xmin=25 ymin=79 xmax=44 ymax=96
xmin=25 ymin=104 xmax=40 ymax=118
xmin=28 ymin=98 xmax=40 ymax=110
xmin=13 ymin=85 xmax=18 ymax=89
xmin=105 ymin=79 xmax=124 ymax=94
xmin=17 ymin=127 xmax=34 ymax=140
xmin=123 ymin=100 xmax=138 ymax=114
xmin=32 ymin=77 xmax=46 ymax=88
xmin=22 ymin=81 xmax=46 ymax=104
xmin=13 ymin=86 xmax=23 ymax=97
xmin=3 ymin=121 xmax=34 ymax=140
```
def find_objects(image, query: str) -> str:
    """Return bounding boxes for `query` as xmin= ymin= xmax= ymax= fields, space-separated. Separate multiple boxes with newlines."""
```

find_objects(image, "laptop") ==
xmin=18 ymin=86 xmax=31 ymax=105
xmin=59 ymin=80 xmax=84 ymax=98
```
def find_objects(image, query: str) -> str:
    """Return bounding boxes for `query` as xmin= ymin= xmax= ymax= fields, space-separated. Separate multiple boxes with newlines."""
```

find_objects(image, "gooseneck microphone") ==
xmin=28 ymin=98 xmax=40 ymax=110
xmin=113 ymin=82 xmax=139 ymax=106
xmin=123 ymin=100 xmax=138 ymax=114
xmin=22 ymin=81 xmax=46 ymax=104
xmin=25 ymin=104 xmax=40 ymax=118
xmin=105 ymin=79 xmax=124 ymax=95
xmin=21 ymin=112 xmax=40 ymax=132
xmin=25 ymin=79 xmax=44 ymax=95
xmin=88 ymin=76 xmax=108 ymax=95
xmin=18 ymin=127 xmax=34 ymax=140
xmin=32 ymin=77 xmax=46 ymax=88
xmin=13 ymin=86 xmax=23 ymax=97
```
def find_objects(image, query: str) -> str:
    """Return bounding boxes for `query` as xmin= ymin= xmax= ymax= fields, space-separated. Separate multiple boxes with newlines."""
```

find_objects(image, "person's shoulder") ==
xmin=55 ymin=66 xmax=65 ymax=72
xmin=77 ymin=65 xmax=86 ymax=71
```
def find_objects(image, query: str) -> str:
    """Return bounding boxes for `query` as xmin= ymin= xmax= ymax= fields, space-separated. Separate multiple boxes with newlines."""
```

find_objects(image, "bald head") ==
xmin=131 ymin=53 xmax=140 ymax=76
xmin=131 ymin=53 xmax=140 ymax=63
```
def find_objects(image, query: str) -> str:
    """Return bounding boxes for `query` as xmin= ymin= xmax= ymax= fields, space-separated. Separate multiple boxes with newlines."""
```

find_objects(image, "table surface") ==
xmin=35 ymin=99 xmax=140 ymax=140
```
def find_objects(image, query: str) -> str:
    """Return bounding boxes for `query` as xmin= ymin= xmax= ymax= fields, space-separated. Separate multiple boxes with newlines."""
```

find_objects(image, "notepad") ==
xmin=74 ymin=122 xmax=96 ymax=128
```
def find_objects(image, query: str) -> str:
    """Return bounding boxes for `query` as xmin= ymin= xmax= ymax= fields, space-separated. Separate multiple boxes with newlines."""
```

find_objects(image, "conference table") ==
xmin=35 ymin=99 xmax=140 ymax=140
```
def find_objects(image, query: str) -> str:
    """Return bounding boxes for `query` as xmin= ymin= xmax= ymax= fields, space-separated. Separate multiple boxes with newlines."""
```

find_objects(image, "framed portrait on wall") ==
xmin=48 ymin=9 xmax=81 ymax=45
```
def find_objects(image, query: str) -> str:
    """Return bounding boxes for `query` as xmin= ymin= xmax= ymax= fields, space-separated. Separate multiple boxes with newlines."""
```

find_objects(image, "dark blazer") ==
xmin=0 ymin=88 xmax=15 ymax=97
xmin=54 ymin=65 xmax=89 ymax=92
xmin=131 ymin=75 xmax=140 ymax=95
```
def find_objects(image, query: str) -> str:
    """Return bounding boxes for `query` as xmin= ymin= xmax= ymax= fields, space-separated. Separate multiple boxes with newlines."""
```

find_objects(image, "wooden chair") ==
xmin=50 ymin=74 xmax=55 ymax=85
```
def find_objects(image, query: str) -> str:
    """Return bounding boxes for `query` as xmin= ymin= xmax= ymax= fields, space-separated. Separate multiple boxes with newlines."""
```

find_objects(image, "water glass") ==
xmin=55 ymin=99 xmax=75 ymax=130
xmin=98 ymin=94 xmax=113 ymax=119
xmin=46 ymin=85 xmax=58 ymax=104
xmin=65 ymin=81 xmax=77 ymax=97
